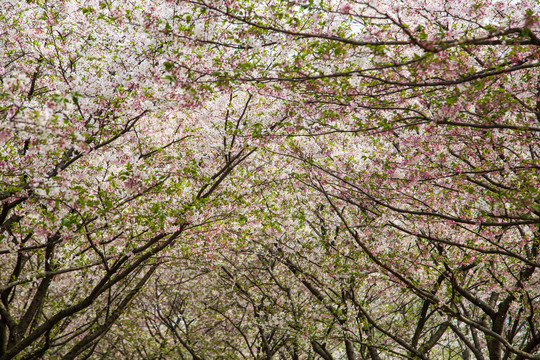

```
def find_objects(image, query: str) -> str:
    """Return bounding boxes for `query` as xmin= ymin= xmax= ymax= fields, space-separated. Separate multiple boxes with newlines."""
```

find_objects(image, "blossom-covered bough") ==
xmin=152 ymin=1 xmax=540 ymax=359
xmin=1 ymin=0 xmax=540 ymax=359
xmin=0 ymin=1 xmax=268 ymax=358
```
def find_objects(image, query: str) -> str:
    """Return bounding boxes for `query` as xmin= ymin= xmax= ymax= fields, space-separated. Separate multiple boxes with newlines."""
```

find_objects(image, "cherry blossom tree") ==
xmin=0 ymin=1 xmax=276 ymax=358
xmin=2 ymin=0 xmax=540 ymax=359
xmin=135 ymin=0 xmax=540 ymax=359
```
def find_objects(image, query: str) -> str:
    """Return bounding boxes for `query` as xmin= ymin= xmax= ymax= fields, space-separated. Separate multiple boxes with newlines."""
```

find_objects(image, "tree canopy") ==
xmin=1 ymin=0 xmax=539 ymax=359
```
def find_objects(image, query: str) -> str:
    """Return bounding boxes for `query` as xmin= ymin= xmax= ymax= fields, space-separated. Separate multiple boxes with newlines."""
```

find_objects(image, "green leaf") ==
xmin=81 ymin=6 xmax=94 ymax=14
xmin=164 ymin=61 xmax=174 ymax=71
xmin=446 ymin=96 xmax=458 ymax=105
